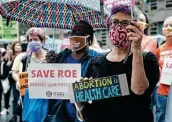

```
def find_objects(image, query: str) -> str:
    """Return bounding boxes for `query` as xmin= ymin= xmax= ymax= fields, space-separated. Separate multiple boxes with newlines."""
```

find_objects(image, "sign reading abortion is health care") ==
xmin=28 ymin=64 xmax=81 ymax=99
xmin=70 ymin=74 xmax=129 ymax=103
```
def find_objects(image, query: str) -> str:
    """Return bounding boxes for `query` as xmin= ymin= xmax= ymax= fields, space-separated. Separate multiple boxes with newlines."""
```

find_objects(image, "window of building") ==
xmin=150 ymin=0 xmax=157 ymax=10
xmin=101 ymin=29 xmax=108 ymax=45
xmin=150 ymin=23 xmax=158 ymax=35
xmin=166 ymin=0 xmax=172 ymax=8
xmin=49 ymin=34 xmax=60 ymax=39
xmin=94 ymin=29 xmax=108 ymax=46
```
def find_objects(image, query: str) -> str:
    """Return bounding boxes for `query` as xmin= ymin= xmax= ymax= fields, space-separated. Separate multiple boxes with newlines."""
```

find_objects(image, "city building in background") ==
xmin=139 ymin=0 xmax=172 ymax=35
xmin=94 ymin=0 xmax=172 ymax=48
xmin=94 ymin=28 xmax=110 ymax=49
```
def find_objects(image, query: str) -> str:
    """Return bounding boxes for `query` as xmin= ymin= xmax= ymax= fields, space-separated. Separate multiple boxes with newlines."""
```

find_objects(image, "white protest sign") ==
xmin=43 ymin=38 xmax=62 ymax=53
xmin=28 ymin=63 xmax=81 ymax=99
xmin=103 ymin=0 xmax=136 ymax=9
xmin=160 ymin=58 xmax=172 ymax=85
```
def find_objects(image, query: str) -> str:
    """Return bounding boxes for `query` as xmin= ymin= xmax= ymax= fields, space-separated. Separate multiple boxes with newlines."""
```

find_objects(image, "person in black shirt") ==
xmin=0 ymin=48 xmax=11 ymax=115
xmin=75 ymin=4 xmax=160 ymax=122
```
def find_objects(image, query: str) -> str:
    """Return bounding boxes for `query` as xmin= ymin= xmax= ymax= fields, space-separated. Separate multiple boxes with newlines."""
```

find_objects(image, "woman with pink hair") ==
xmin=75 ymin=4 xmax=160 ymax=122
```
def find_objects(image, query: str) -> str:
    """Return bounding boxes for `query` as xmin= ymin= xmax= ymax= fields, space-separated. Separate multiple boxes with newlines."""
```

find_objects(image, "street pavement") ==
xmin=0 ymin=92 xmax=157 ymax=122
xmin=0 ymin=94 xmax=19 ymax=122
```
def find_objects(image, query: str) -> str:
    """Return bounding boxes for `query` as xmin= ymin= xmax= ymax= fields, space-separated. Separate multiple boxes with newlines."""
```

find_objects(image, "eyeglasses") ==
xmin=109 ymin=19 xmax=131 ymax=28
xmin=164 ymin=24 xmax=172 ymax=28
xmin=68 ymin=30 xmax=86 ymax=36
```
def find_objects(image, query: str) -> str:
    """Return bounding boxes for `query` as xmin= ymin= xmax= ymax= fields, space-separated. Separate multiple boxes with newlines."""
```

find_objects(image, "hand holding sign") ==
xmin=72 ymin=77 xmax=93 ymax=122
xmin=70 ymin=74 xmax=130 ymax=121
xmin=75 ymin=77 xmax=93 ymax=107
xmin=18 ymin=72 xmax=28 ymax=96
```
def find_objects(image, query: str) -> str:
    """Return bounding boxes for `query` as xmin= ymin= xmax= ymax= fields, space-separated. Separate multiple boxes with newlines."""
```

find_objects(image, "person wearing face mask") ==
xmin=9 ymin=27 xmax=48 ymax=122
xmin=138 ymin=13 xmax=158 ymax=54
xmin=156 ymin=16 xmax=172 ymax=122
xmin=0 ymin=42 xmax=22 ymax=116
xmin=45 ymin=20 xmax=100 ymax=122
xmin=22 ymin=27 xmax=49 ymax=122
xmin=75 ymin=5 xmax=160 ymax=122
xmin=7 ymin=41 xmax=22 ymax=121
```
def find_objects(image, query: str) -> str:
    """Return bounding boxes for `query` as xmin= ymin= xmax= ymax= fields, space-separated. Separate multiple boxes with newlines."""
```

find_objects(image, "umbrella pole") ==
xmin=53 ymin=27 xmax=56 ymax=51
xmin=100 ymin=0 xmax=104 ymax=20
xmin=130 ymin=0 xmax=134 ymax=20
xmin=123 ymin=0 xmax=134 ymax=64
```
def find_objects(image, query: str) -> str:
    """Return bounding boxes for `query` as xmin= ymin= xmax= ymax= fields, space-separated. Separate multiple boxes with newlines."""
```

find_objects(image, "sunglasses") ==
xmin=109 ymin=19 xmax=131 ymax=27
xmin=68 ymin=30 xmax=86 ymax=36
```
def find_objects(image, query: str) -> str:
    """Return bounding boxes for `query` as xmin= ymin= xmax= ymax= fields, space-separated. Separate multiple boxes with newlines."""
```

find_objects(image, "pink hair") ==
xmin=26 ymin=27 xmax=45 ymax=41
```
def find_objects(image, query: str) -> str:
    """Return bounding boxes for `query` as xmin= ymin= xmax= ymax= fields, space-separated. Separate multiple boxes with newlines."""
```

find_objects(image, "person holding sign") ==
xmin=0 ymin=48 xmax=11 ymax=115
xmin=10 ymin=27 xmax=48 ymax=122
xmin=75 ymin=5 xmax=160 ymax=122
xmin=156 ymin=16 xmax=172 ymax=122
xmin=45 ymin=21 xmax=100 ymax=122
xmin=21 ymin=27 xmax=49 ymax=122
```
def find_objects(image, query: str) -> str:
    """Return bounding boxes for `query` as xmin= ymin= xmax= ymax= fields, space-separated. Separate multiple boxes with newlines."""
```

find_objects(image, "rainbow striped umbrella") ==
xmin=1 ymin=0 xmax=108 ymax=29
xmin=0 ymin=1 xmax=18 ymax=17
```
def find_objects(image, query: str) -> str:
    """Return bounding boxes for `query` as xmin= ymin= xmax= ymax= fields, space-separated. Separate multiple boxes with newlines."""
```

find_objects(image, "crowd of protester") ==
xmin=0 ymin=4 xmax=172 ymax=122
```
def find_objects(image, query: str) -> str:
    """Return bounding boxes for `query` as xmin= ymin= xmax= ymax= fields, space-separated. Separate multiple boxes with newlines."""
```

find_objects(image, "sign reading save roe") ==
xmin=69 ymin=74 xmax=130 ymax=103
xmin=28 ymin=64 xmax=81 ymax=99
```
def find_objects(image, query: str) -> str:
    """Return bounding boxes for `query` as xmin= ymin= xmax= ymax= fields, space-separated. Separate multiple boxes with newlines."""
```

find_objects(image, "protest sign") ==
xmin=18 ymin=72 xmax=28 ymax=96
xmin=43 ymin=38 xmax=62 ymax=53
xmin=103 ymin=0 xmax=136 ymax=9
xmin=28 ymin=63 xmax=81 ymax=99
xmin=160 ymin=58 xmax=172 ymax=85
xmin=69 ymin=74 xmax=129 ymax=103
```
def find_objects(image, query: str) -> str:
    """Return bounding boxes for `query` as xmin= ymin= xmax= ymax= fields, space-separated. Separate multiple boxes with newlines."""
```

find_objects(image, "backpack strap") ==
xmin=85 ymin=52 xmax=108 ymax=78
xmin=21 ymin=54 xmax=32 ymax=72
xmin=94 ymin=53 xmax=108 ymax=77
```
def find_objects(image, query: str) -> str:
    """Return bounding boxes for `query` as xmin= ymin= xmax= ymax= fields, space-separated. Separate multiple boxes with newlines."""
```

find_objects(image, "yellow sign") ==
xmin=18 ymin=72 xmax=28 ymax=96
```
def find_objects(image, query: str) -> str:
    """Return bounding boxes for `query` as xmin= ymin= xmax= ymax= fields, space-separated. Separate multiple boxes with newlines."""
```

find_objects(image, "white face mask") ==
xmin=69 ymin=35 xmax=90 ymax=51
